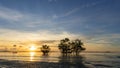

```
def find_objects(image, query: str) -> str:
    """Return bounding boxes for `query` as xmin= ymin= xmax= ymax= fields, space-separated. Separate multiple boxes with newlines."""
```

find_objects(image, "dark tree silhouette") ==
xmin=12 ymin=45 xmax=17 ymax=53
xmin=58 ymin=38 xmax=86 ymax=56
xmin=58 ymin=38 xmax=72 ymax=55
xmin=41 ymin=45 xmax=50 ymax=55
xmin=72 ymin=39 xmax=86 ymax=55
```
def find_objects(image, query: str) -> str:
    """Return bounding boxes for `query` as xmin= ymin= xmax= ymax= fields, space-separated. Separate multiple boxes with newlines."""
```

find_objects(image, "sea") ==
xmin=0 ymin=52 xmax=120 ymax=68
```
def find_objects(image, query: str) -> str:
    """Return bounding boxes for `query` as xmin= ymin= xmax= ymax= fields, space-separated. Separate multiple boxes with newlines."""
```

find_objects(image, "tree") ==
xmin=12 ymin=45 xmax=17 ymax=53
xmin=58 ymin=38 xmax=71 ymax=55
xmin=72 ymin=39 xmax=86 ymax=55
xmin=41 ymin=45 xmax=50 ymax=55
xmin=58 ymin=38 xmax=86 ymax=56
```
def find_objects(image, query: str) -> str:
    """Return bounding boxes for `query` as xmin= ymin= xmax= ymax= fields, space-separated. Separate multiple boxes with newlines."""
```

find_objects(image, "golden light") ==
xmin=30 ymin=52 xmax=35 ymax=61
xmin=29 ymin=45 xmax=36 ymax=51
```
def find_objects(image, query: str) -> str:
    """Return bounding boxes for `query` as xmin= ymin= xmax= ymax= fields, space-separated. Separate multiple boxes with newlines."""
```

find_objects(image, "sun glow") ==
xmin=29 ymin=45 xmax=36 ymax=51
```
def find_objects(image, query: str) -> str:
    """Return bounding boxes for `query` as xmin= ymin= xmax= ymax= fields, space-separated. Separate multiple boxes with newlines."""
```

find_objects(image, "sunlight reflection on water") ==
xmin=30 ymin=52 xmax=35 ymax=61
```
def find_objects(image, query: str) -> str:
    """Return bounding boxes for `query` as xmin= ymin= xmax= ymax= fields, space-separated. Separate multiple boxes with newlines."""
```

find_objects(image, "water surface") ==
xmin=0 ymin=52 xmax=120 ymax=68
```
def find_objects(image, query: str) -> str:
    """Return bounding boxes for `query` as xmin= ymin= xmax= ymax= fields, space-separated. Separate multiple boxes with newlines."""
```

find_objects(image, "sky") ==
xmin=0 ymin=0 xmax=120 ymax=51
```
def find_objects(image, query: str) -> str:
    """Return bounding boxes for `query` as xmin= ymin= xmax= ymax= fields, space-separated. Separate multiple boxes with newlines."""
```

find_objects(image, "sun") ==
xmin=29 ymin=45 xmax=36 ymax=51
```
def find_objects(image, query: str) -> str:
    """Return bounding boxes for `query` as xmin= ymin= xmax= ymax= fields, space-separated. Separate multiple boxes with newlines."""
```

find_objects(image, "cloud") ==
xmin=0 ymin=6 xmax=55 ymax=29
xmin=87 ymin=34 xmax=120 ymax=45
xmin=0 ymin=6 xmax=24 ymax=22
xmin=0 ymin=28 xmax=120 ymax=51
xmin=81 ymin=1 xmax=101 ymax=8
xmin=0 ymin=28 xmax=86 ymax=41
xmin=48 ymin=0 xmax=57 ymax=2
xmin=52 ymin=8 xmax=80 ymax=19
xmin=84 ymin=34 xmax=120 ymax=51
xmin=1 ymin=28 xmax=120 ymax=45
xmin=52 ymin=1 xmax=103 ymax=19
xmin=62 ymin=8 xmax=80 ymax=17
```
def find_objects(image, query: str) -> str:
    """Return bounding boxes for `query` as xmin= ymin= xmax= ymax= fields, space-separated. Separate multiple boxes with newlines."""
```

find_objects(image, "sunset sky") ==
xmin=0 ymin=0 xmax=120 ymax=51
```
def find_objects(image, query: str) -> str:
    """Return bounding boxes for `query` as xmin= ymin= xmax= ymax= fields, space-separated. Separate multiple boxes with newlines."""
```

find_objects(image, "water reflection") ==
xmin=30 ymin=52 xmax=35 ymax=61
xmin=58 ymin=55 xmax=86 ymax=68
xmin=40 ymin=52 xmax=50 ymax=62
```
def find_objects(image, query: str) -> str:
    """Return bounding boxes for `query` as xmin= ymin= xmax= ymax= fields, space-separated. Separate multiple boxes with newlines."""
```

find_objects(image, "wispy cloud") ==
xmin=0 ymin=28 xmax=120 ymax=51
xmin=48 ymin=0 xmax=57 ymax=2
xmin=0 ymin=6 xmax=54 ymax=28
xmin=0 ymin=7 xmax=24 ymax=22
xmin=81 ymin=1 xmax=102 ymax=8
xmin=0 ymin=28 xmax=85 ymax=41
xmin=87 ymin=34 xmax=120 ymax=45
xmin=84 ymin=33 xmax=120 ymax=51
xmin=52 ymin=1 xmax=103 ymax=19
xmin=1 ymin=28 xmax=120 ymax=45
xmin=52 ymin=8 xmax=80 ymax=19
xmin=61 ymin=8 xmax=80 ymax=17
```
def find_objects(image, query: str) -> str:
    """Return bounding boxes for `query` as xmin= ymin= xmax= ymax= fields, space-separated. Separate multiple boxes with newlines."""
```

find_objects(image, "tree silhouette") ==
xmin=58 ymin=38 xmax=86 ymax=56
xmin=12 ymin=45 xmax=17 ymax=53
xmin=72 ymin=39 xmax=86 ymax=55
xmin=41 ymin=45 xmax=50 ymax=55
xmin=58 ymin=38 xmax=72 ymax=55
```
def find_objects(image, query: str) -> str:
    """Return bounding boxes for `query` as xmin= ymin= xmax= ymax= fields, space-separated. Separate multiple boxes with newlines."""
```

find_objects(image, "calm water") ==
xmin=0 ymin=52 xmax=120 ymax=68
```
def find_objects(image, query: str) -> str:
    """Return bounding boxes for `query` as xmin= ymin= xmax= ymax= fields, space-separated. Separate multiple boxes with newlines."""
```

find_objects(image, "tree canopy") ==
xmin=41 ymin=45 xmax=50 ymax=55
xmin=58 ymin=38 xmax=86 ymax=55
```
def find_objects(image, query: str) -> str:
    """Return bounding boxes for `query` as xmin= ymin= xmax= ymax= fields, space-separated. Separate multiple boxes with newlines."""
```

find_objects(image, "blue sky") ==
xmin=0 ymin=0 xmax=120 ymax=51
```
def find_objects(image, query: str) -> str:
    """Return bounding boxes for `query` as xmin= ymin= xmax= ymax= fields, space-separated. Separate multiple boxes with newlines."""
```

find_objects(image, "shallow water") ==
xmin=84 ymin=53 xmax=120 ymax=68
xmin=0 ymin=52 xmax=120 ymax=68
